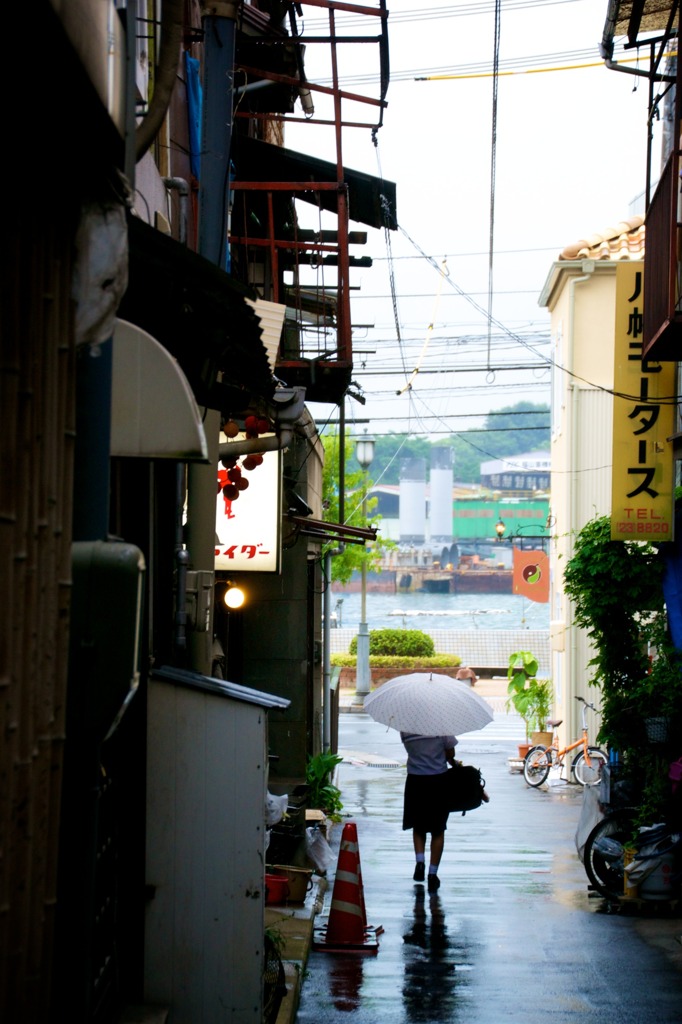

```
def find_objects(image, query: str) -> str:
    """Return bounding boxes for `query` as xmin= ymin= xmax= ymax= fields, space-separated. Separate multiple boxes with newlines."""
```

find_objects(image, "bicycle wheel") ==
xmin=583 ymin=807 xmax=638 ymax=901
xmin=523 ymin=745 xmax=551 ymax=787
xmin=573 ymin=747 xmax=608 ymax=786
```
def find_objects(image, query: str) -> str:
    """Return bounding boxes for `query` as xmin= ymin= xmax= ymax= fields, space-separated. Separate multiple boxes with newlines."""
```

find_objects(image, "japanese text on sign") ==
xmin=215 ymin=438 xmax=282 ymax=572
xmin=611 ymin=262 xmax=674 ymax=540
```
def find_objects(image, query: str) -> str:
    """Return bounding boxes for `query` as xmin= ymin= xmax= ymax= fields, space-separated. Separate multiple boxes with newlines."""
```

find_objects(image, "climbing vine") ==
xmin=563 ymin=514 xmax=682 ymax=822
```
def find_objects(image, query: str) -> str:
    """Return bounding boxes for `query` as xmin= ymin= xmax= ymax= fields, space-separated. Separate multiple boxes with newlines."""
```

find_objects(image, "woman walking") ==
xmin=401 ymin=733 xmax=457 ymax=892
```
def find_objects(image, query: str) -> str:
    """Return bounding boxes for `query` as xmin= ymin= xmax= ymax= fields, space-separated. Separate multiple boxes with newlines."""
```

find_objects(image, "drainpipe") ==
xmin=198 ymin=2 xmax=239 ymax=268
xmin=323 ymin=550 xmax=334 ymax=751
xmin=135 ymin=0 xmax=185 ymax=162
xmin=162 ymin=177 xmax=189 ymax=245
xmin=184 ymin=1 xmax=239 ymax=675
xmin=567 ymin=263 xmax=593 ymax=739
xmin=174 ymin=464 xmax=189 ymax=656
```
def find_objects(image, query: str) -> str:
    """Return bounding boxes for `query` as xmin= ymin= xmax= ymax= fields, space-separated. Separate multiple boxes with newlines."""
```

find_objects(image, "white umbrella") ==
xmin=362 ymin=672 xmax=494 ymax=736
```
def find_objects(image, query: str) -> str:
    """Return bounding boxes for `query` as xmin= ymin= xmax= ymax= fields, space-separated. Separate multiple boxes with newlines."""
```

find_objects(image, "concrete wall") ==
xmin=330 ymin=628 xmax=550 ymax=676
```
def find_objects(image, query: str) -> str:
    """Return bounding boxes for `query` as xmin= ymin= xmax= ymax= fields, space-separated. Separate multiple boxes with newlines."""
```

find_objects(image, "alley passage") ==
xmin=295 ymin=711 xmax=682 ymax=1024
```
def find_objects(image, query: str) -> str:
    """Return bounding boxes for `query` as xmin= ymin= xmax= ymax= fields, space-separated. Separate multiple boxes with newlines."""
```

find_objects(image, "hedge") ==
xmin=331 ymin=654 xmax=460 ymax=669
xmin=348 ymin=628 xmax=435 ymax=658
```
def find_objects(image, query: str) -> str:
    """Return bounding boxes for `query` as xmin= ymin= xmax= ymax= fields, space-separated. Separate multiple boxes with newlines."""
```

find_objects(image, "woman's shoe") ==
xmin=427 ymin=873 xmax=440 ymax=892
xmin=413 ymin=862 xmax=425 ymax=882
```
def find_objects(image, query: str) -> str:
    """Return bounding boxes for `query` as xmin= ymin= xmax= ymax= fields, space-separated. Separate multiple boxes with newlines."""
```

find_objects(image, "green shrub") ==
xmin=348 ymin=628 xmax=435 ymax=657
xmin=331 ymin=653 xmax=459 ymax=669
xmin=305 ymin=751 xmax=343 ymax=820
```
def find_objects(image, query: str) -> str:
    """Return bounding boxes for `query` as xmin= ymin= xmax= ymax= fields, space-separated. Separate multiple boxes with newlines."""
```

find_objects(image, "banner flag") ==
xmin=512 ymin=548 xmax=549 ymax=604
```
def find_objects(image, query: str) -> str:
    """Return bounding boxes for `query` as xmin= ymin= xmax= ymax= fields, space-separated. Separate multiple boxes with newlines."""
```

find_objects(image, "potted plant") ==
xmin=305 ymin=751 xmax=344 ymax=822
xmin=506 ymin=650 xmax=553 ymax=756
xmin=527 ymin=677 xmax=553 ymax=746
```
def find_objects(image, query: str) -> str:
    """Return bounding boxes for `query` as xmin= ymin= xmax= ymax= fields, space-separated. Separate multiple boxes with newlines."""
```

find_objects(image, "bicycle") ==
xmin=583 ymin=810 xmax=682 ymax=902
xmin=582 ymin=805 xmax=639 ymax=901
xmin=523 ymin=696 xmax=608 ymax=788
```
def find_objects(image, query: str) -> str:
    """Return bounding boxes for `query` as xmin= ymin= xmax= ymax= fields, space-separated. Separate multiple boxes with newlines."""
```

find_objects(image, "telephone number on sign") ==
xmin=615 ymin=521 xmax=670 ymax=534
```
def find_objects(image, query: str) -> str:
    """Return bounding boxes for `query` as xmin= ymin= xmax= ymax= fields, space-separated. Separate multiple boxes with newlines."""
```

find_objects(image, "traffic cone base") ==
xmin=312 ymin=822 xmax=381 ymax=955
xmin=312 ymin=922 xmax=380 ymax=955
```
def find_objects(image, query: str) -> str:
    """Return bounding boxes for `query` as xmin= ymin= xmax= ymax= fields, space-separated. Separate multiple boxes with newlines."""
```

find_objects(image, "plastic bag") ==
xmin=265 ymin=792 xmax=288 ymax=827
xmin=624 ymin=824 xmax=681 ymax=884
xmin=305 ymin=826 xmax=333 ymax=873
xmin=575 ymin=784 xmax=603 ymax=862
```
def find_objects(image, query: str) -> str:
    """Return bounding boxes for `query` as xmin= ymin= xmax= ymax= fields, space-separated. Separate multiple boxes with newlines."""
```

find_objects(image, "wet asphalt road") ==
xmin=295 ymin=709 xmax=682 ymax=1024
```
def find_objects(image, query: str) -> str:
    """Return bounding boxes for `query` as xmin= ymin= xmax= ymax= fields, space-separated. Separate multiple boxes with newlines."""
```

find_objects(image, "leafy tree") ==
xmin=562 ymin=514 xmax=682 ymax=824
xmin=321 ymin=432 xmax=391 ymax=584
xmin=479 ymin=402 xmax=549 ymax=459
xmin=351 ymin=434 xmax=432 ymax=486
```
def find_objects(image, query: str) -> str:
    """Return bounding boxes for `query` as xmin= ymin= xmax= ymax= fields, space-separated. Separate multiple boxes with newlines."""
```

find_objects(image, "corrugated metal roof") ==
xmin=611 ymin=0 xmax=674 ymax=37
xmin=602 ymin=1 xmax=676 ymax=58
xmin=152 ymin=666 xmax=290 ymax=710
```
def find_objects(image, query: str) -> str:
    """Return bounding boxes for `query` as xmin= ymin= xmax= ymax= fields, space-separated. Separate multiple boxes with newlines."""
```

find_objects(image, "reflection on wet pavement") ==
xmin=402 ymin=888 xmax=460 ymax=1022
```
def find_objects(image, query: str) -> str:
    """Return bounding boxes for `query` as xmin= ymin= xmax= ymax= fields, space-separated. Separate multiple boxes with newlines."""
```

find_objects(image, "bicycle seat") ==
xmin=546 ymin=719 xmax=563 ymax=729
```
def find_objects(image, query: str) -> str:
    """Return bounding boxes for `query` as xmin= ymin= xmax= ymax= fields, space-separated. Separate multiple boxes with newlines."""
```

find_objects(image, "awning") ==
xmin=286 ymin=515 xmax=378 ymax=547
xmin=231 ymin=136 xmax=397 ymax=231
xmin=117 ymin=215 xmax=275 ymax=411
xmin=111 ymin=319 xmax=209 ymax=461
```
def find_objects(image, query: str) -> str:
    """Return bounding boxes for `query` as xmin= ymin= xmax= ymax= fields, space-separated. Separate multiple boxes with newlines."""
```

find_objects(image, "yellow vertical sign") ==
xmin=611 ymin=262 xmax=675 ymax=541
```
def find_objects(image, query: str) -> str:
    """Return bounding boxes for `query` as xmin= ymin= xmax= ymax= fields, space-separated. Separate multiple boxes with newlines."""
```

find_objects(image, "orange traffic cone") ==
xmin=313 ymin=822 xmax=381 ymax=954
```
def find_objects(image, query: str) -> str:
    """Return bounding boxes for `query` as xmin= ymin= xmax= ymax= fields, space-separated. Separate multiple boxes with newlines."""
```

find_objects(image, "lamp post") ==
xmin=354 ymin=431 xmax=375 ymax=704
xmin=495 ymin=517 xmax=506 ymax=542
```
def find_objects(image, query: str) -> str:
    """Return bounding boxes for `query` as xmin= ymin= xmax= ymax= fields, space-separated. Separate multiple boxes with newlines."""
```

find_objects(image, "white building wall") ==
xmin=542 ymin=260 xmax=617 ymax=745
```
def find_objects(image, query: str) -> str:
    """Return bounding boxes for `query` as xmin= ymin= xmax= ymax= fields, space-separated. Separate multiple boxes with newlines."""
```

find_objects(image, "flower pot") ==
xmin=268 ymin=865 xmax=313 ymax=903
xmin=531 ymin=731 xmax=553 ymax=747
xmin=518 ymin=743 xmax=531 ymax=759
xmin=265 ymin=873 xmax=290 ymax=905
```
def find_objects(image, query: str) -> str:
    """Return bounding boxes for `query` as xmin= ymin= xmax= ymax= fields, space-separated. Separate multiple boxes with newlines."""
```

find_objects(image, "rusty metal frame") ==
xmin=230 ymin=0 xmax=389 ymax=402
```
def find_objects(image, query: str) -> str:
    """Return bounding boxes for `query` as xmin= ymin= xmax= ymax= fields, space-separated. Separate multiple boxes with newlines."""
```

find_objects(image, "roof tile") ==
xmin=558 ymin=215 xmax=645 ymax=261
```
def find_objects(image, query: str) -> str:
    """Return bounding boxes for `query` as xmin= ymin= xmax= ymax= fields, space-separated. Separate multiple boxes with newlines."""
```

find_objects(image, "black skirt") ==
xmin=402 ymin=771 xmax=449 ymax=834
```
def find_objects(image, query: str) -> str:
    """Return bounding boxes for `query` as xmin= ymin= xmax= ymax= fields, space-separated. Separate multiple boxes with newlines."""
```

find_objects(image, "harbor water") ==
xmin=329 ymin=590 xmax=549 ymax=632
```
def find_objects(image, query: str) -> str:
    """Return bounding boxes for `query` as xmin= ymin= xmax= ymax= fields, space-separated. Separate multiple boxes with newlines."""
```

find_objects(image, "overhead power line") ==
xmin=311 ymin=44 xmax=636 ymax=88
xmin=301 ymin=0 xmax=582 ymax=32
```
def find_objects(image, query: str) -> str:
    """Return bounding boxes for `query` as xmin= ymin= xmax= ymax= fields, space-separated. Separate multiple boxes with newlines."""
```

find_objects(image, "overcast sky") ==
xmin=284 ymin=0 xmax=657 ymax=459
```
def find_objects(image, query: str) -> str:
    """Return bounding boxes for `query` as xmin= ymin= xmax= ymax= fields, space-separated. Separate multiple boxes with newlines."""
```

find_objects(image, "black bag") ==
xmin=443 ymin=763 xmax=486 ymax=814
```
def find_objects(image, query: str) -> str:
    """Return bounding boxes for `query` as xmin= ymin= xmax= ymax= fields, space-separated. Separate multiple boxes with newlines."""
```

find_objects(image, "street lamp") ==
xmin=495 ymin=518 xmax=506 ymax=542
xmin=354 ymin=431 xmax=375 ymax=704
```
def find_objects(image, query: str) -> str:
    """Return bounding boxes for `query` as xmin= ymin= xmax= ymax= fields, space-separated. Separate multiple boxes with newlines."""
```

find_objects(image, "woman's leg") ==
xmin=429 ymin=831 xmax=444 ymax=869
xmin=412 ymin=830 xmax=426 ymax=880
xmin=427 ymin=831 xmax=445 ymax=890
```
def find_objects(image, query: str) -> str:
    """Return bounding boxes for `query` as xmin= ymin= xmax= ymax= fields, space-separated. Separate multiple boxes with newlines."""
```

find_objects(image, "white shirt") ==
xmin=401 ymin=733 xmax=457 ymax=775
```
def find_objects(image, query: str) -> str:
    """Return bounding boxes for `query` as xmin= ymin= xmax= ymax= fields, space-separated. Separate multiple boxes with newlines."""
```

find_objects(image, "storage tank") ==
xmin=399 ymin=458 xmax=426 ymax=545
xmin=430 ymin=446 xmax=453 ymax=545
